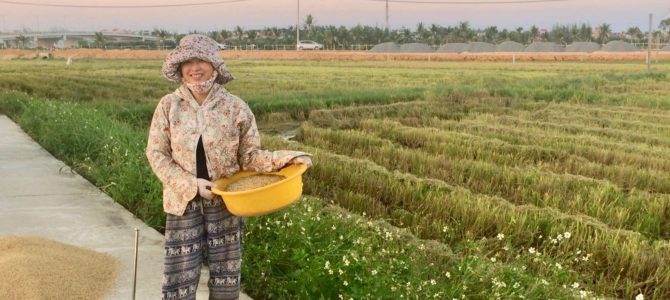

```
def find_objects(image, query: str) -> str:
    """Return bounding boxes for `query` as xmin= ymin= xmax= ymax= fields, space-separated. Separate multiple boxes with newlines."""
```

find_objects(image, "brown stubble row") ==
xmin=263 ymin=132 xmax=670 ymax=298
xmin=278 ymin=97 xmax=670 ymax=298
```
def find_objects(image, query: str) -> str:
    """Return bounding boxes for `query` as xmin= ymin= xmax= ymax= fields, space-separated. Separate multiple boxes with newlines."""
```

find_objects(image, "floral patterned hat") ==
xmin=162 ymin=34 xmax=234 ymax=84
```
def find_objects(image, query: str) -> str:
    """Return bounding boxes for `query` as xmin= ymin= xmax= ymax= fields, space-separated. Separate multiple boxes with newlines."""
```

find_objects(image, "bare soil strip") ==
xmin=2 ymin=49 xmax=669 ymax=61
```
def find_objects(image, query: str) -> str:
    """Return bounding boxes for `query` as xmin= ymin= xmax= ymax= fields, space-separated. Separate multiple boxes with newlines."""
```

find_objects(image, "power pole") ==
xmin=296 ymin=0 xmax=300 ymax=49
xmin=385 ymin=0 xmax=389 ymax=30
xmin=647 ymin=13 xmax=652 ymax=74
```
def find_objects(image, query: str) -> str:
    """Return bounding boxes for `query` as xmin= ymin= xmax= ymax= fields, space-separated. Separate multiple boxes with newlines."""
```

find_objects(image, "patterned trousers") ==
xmin=161 ymin=197 xmax=244 ymax=300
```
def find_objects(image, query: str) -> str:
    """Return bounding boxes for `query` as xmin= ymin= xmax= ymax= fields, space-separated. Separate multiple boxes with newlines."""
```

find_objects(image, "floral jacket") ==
xmin=146 ymin=84 xmax=309 ymax=216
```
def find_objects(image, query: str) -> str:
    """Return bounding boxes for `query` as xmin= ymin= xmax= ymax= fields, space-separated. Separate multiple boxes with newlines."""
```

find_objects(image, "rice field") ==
xmin=1 ymin=57 xmax=670 ymax=299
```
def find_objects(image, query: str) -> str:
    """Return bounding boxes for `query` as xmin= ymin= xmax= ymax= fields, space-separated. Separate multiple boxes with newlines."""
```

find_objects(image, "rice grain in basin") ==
xmin=224 ymin=174 xmax=286 ymax=192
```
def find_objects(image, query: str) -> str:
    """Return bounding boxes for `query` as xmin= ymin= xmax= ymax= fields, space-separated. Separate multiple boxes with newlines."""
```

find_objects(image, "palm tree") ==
xmin=262 ymin=27 xmax=278 ymax=48
xmin=509 ymin=26 xmax=525 ymax=43
xmin=653 ymin=30 xmax=663 ymax=48
xmin=415 ymin=22 xmax=426 ymax=43
xmin=483 ymin=26 xmax=498 ymax=43
xmin=578 ymin=23 xmax=592 ymax=42
xmin=336 ymin=26 xmax=350 ymax=49
xmin=234 ymin=26 xmax=245 ymax=47
xmin=323 ymin=26 xmax=337 ymax=49
xmin=430 ymin=24 xmax=443 ymax=45
xmin=529 ymin=25 xmax=539 ymax=43
xmin=94 ymin=32 xmax=106 ymax=49
xmin=549 ymin=25 xmax=571 ymax=45
xmin=569 ymin=24 xmax=580 ymax=43
xmin=15 ymin=35 xmax=29 ymax=49
xmin=456 ymin=21 xmax=473 ymax=42
xmin=246 ymin=29 xmax=258 ymax=48
xmin=220 ymin=30 xmax=231 ymax=41
xmin=350 ymin=25 xmax=366 ymax=48
xmin=304 ymin=14 xmax=315 ymax=39
xmin=152 ymin=28 xmax=170 ymax=49
xmin=515 ymin=26 xmax=530 ymax=44
xmin=626 ymin=26 xmax=643 ymax=44
xmin=659 ymin=18 xmax=670 ymax=43
xmin=597 ymin=23 xmax=611 ymax=44
xmin=398 ymin=27 xmax=412 ymax=43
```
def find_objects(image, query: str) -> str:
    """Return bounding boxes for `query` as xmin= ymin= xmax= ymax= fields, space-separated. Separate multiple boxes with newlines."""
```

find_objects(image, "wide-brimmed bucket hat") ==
xmin=162 ymin=34 xmax=234 ymax=84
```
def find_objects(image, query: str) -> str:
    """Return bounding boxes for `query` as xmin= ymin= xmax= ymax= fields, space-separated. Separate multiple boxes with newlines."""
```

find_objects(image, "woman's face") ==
xmin=180 ymin=58 xmax=215 ymax=84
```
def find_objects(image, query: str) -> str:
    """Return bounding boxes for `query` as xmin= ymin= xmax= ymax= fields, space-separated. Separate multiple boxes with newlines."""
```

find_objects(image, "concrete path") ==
xmin=0 ymin=115 xmax=251 ymax=300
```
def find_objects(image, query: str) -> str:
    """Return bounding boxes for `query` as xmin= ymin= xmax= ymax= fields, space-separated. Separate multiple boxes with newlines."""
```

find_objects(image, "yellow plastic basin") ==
xmin=211 ymin=163 xmax=308 ymax=217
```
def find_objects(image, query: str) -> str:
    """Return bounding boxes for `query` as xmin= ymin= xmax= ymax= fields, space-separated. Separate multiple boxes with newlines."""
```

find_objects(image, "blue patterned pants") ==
xmin=161 ymin=197 xmax=244 ymax=300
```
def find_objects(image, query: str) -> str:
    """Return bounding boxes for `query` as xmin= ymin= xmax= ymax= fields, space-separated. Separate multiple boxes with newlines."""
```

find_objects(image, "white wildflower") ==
xmin=342 ymin=255 xmax=350 ymax=266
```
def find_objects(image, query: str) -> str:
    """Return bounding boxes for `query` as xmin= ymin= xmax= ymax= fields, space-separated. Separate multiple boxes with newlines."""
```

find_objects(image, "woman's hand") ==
xmin=197 ymin=178 xmax=214 ymax=200
xmin=290 ymin=155 xmax=313 ymax=168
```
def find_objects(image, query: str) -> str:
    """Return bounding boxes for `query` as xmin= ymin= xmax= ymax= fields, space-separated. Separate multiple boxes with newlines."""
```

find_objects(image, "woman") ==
xmin=146 ymin=34 xmax=311 ymax=300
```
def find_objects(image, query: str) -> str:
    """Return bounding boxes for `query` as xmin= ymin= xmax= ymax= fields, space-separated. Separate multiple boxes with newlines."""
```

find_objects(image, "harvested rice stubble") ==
xmin=0 ymin=236 xmax=119 ymax=300
xmin=224 ymin=174 xmax=286 ymax=192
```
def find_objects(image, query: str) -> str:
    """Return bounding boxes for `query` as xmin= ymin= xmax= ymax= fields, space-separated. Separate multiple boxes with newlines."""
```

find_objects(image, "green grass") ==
xmin=2 ymin=58 xmax=670 ymax=299
xmin=0 ymin=92 xmax=586 ymax=299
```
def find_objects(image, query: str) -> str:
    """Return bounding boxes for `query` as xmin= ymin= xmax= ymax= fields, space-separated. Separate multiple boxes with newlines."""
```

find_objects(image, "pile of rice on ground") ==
xmin=0 ymin=236 xmax=119 ymax=300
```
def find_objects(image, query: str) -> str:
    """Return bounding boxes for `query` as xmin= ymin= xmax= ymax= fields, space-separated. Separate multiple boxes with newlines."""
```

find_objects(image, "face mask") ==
xmin=185 ymin=71 xmax=218 ymax=94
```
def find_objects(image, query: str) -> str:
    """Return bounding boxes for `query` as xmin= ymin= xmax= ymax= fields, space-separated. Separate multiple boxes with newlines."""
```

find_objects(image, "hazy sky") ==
xmin=1 ymin=0 xmax=669 ymax=33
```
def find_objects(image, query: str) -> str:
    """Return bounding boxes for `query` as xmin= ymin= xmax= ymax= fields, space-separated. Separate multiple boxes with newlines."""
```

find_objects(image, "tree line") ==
xmin=9 ymin=16 xmax=669 ymax=50
xmin=146 ymin=16 xmax=670 ymax=50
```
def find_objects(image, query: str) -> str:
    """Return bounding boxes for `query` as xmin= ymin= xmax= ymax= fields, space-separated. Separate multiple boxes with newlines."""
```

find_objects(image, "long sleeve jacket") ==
xmin=146 ymin=84 xmax=309 ymax=216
